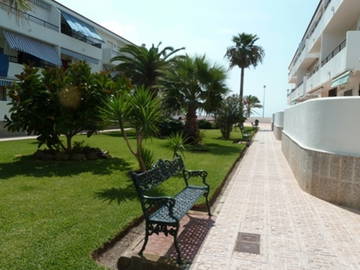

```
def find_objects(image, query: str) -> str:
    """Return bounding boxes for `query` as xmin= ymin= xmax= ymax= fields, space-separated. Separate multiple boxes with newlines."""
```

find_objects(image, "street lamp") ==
xmin=262 ymin=85 xmax=266 ymax=118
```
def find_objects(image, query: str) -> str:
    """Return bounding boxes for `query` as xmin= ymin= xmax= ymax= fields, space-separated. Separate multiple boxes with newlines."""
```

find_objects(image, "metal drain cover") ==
xmin=234 ymin=232 xmax=261 ymax=254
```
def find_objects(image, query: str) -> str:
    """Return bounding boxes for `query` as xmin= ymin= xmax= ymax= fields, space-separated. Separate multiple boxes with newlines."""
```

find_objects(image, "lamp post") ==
xmin=262 ymin=85 xmax=266 ymax=118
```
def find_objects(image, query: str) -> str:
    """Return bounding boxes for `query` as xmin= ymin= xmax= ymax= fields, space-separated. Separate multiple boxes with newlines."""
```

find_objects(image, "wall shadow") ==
xmin=0 ymin=157 xmax=132 ymax=180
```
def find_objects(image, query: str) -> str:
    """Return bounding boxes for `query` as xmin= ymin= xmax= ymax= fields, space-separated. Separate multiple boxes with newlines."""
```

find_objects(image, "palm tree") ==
xmin=225 ymin=33 xmax=264 ymax=102
xmin=163 ymin=55 xmax=228 ymax=144
xmin=243 ymin=95 xmax=263 ymax=118
xmin=111 ymin=42 xmax=184 ymax=95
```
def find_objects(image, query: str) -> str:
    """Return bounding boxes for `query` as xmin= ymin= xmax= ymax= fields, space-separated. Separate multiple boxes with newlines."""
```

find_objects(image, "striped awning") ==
xmin=61 ymin=11 xmax=104 ymax=43
xmin=331 ymin=71 xmax=351 ymax=88
xmin=61 ymin=48 xmax=99 ymax=65
xmin=3 ymin=31 xmax=60 ymax=66
xmin=0 ymin=79 xmax=14 ymax=86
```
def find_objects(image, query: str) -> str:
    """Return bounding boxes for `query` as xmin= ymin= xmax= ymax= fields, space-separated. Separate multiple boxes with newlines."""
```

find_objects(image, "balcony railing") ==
xmin=290 ymin=0 xmax=331 ymax=69
xmin=321 ymin=39 xmax=346 ymax=66
xmin=0 ymin=1 xmax=59 ymax=31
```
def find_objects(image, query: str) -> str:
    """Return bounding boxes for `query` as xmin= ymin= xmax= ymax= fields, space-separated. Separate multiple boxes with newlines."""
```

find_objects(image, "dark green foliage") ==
xmin=216 ymin=95 xmax=245 ymax=139
xmin=5 ymin=63 xmax=112 ymax=151
xmin=101 ymin=87 xmax=163 ymax=171
xmin=157 ymin=119 xmax=184 ymax=137
xmin=168 ymin=132 xmax=186 ymax=157
xmin=163 ymin=55 xmax=228 ymax=144
xmin=111 ymin=42 xmax=184 ymax=95
xmin=198 ymin=119 xmax=213 ymax=129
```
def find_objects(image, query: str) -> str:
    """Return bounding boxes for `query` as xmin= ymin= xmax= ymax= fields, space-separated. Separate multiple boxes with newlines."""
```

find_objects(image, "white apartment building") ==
xmin=288 ymin=0 xmax=360 ymax=104
xmin=0 ymin=0 xmax=133 ymax=122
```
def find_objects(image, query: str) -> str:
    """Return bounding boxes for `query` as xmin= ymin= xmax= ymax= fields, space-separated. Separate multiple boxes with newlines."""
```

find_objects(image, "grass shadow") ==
xmin=95 ymin=184 xmax=137 ymax=204
xmin=0 ymin=157 xmax=132 ymax=180
xmin=95 ymin=183 xmax=167 ymax=205
xmin=205 ymin=143 xmax=243 ymax=155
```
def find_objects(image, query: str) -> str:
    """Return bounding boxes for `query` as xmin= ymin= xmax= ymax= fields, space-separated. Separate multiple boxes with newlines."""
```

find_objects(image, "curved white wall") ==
xmin=283 ymin=97 xmax=360 ymax=157
xmin=274 ymin=111 xmax=284 ymax=128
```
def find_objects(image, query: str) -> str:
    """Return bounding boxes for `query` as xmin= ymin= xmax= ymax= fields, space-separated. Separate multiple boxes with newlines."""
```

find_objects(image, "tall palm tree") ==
xmin=111 ymin=42 xmax=184 ymax=95
xmin=225 ymin=33 xmax=264 ymax=102
xmin=243 ymin=95 xmax=263 ymax=118
xmin=163 ymin=55 xmax=228 ymax=144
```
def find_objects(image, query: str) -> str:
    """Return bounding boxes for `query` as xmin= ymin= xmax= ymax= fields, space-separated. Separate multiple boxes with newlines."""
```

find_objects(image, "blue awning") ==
xmin=61 ymin=11 xmax=104 ymax=43
xmin=3 ymin=31 xmax=60 ymax=66
xmin=61 ymin=48 xmax=99 ymax=65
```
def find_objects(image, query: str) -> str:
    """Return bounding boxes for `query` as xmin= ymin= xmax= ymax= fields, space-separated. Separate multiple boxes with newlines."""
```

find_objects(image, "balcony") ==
xmin=0 ymin=1 xmax=59 ymax=31
xmin=289 ymin=0 xmax=343 ymax=75
xmin=321 ymin=39 xmax=346 ymax=66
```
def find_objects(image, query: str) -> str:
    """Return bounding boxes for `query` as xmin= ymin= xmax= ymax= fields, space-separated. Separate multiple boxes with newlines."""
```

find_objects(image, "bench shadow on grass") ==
xmin=95 ymin=184 xmax=138 ymax=204
xmin=95 ymin=184 xmax=166 ymax=205
xmin=0 ymin=157 xmax=132 ymax=180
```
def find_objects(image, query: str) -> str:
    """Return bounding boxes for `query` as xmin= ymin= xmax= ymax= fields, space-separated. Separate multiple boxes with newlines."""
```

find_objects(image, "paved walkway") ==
xmin=191 ymin=127 xmax=360 ymax=270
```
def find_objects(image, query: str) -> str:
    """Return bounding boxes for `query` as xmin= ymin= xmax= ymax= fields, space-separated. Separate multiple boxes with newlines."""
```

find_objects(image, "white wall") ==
xmin=283 ymin=97 xmax=360 ymax=157
xmin=274 ymin=111 xmax=284 ymax=128
xmin=0 ymin=101 xmax=11 ymax=120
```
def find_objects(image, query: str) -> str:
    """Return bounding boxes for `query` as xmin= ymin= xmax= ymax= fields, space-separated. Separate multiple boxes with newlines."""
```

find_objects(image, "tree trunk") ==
xmin=239 ymin=68 xmax=245 ymax=130
xmin=184 ymin=106 xmax=199 ymax=144
xmin=240 ymin=67 xmax=245 ymax=102
xmin=136 ymin=133 xmax=147 ymax=172
xmin=66 ymin=134 xmax=72 ymax=152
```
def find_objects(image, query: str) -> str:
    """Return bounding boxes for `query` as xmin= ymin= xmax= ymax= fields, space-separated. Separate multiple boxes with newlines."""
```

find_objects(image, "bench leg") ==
xmin=139 ymin=223 xmax=149 ymax=256
xmin=205 ymin=193 xmax=212 ymax=216
xmin=173 ymin=225 xmax=182 ymax=264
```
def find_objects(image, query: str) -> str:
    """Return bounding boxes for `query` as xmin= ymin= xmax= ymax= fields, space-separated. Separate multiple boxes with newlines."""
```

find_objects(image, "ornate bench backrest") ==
xmin=131 ymin=155 xmax=185 ymax=195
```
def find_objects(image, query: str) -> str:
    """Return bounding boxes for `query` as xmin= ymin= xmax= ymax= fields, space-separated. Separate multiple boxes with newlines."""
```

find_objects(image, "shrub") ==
xmin=168 ymin=132 xmax=186 ymax=157
xmin=140 ymin=147 xmax=155 ymax=170
xmin=157 ymin=119 xmax=184 ymax=137
xmin=198 ymin=119 xmax=213 ymax=129
xmin=215 ymin=95 xmax=245 ymax=140
xmin=5 ymin=63 xmax=112 ymax=152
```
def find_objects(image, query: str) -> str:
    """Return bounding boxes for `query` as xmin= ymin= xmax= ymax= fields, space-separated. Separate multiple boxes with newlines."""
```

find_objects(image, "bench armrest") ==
xmin=183 ymin=170 xmax=210 ymax=189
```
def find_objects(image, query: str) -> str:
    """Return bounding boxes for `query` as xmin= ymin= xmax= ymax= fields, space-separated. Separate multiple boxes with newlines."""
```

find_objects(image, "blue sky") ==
xmin=58 ymin=0 xmax=319 ymax=117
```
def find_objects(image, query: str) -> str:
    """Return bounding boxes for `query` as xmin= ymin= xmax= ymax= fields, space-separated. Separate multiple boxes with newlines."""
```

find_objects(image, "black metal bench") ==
xmin=131 ymin=155 xmax=211 ymax=264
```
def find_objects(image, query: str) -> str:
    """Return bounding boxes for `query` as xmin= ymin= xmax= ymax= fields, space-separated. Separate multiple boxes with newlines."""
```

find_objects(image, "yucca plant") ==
xmin=101 ymin=87 xmax=162 ymax=171
xmin=168 ymin=132 xmax=186 ymax=158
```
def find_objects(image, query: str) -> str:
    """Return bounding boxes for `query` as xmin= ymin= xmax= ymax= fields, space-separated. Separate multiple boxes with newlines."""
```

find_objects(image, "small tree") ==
xmin=243 ymin=95 xmax=262 ymax=118
xmin=5 ymin=62 xmax=111 ymax=152
xmin=163 ymin=55 xmax=228 ymax=144
xmin=101 ymin=87 xmax=162 ymax=172
xmin=215 ymin=95 xmax=244 ymax=140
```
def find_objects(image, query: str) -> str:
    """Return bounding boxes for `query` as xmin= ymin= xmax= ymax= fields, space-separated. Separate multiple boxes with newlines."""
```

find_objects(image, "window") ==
xmin=328 ymin=88 xmax=337 ymax=97
xmin=0 ymin=86 xmax=6 ymax=101
xmin=344 ymin=89 xmax=352 ymax=96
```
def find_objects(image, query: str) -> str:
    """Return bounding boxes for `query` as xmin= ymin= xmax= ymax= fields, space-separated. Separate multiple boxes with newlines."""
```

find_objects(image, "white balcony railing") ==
xmin=0 ymin=1 xmax=59 ymax=31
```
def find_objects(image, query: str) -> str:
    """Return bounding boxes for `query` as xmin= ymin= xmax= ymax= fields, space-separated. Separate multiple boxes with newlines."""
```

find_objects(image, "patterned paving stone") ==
xmin=191 ymin=126 xmax=360 ymax=270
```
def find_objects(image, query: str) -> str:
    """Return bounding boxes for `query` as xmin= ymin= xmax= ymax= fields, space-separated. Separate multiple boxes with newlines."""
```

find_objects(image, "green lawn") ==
xmin=0 ymin=129 xmax=251 ymax=270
